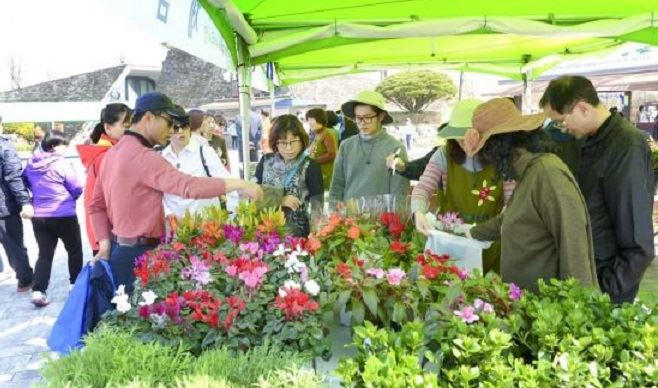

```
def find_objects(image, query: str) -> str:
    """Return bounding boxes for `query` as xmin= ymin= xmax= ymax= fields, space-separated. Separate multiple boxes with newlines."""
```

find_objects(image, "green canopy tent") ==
xmin=196 ymin=0 xmax=658 ymax=176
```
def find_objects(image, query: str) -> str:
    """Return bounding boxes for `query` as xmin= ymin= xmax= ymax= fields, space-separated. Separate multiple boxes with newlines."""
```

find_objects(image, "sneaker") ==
xmin=17 ymin=282 xmax=32 ymax=293
xmin=31 ymin=291 xmax=50 ymax=307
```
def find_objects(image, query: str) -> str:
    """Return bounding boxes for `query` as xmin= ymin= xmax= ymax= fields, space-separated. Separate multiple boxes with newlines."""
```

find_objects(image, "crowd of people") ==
xmin=0 ymin=74 xmax=653 ymax=308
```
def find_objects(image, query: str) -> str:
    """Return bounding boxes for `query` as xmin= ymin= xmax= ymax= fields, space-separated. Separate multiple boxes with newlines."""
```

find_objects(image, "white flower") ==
xmin=304 ymin=280 xmax=320 ymax=296
xmin=284 ymin=255 xmax=306 ymax=274
xmin=278 ymin=288 xmax=288 ymax=297
xmin=273 ymin=244 xmax=289 ymax=257
xmin=138 ymin=290 xmax=157 ymax=306
xmin=294 ymin=244 xmax=308 ymax=257
xmin=111 ymin=285 xmax=131 ymax=313
xmin=283 ymin=280 xmax=301 ymax=290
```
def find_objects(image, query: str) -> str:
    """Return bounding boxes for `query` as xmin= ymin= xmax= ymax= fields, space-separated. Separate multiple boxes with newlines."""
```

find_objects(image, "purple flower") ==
xmin=508 ymin=283 xmax=523 ymax=301
xmin=181 ymin=256 xmax=211 ymax=286
xmin=223 ymin=225 xmax=244 ymax=244
xmin=299 ymin=265 xmax=309 ymax=283
xmin=454 ymin=306 xmax=480 ymax=324
xmin=457 ymin=268 xmax=469 ymax=281
xmin=437 ymin=212 xmax=464 ymax=231
xmin=258 ymin=232 xmax=281 ymax=254
xmin=473 ymin=298 xmax=494 ymax=314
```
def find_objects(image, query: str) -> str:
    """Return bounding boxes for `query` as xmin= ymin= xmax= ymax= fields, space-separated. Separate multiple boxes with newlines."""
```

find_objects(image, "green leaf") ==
xmin=362 ymin=288 xmax=379 ymax=316
xmin=337 ymin=289 xmax=352 ymax=306
xmin=352 ymin=300 xmax=365 ymax=325
xmin=392 ymin=301 xmax=407 ymax=323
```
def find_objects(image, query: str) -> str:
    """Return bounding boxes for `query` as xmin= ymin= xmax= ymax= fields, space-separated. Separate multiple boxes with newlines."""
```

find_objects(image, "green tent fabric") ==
xmin=200 ymin=0 xmax=658 ymax=84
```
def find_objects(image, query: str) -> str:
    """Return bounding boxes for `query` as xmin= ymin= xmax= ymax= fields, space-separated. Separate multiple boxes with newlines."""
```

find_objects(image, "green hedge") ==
xmin=41 ymin=325 xmax=323 ymax=388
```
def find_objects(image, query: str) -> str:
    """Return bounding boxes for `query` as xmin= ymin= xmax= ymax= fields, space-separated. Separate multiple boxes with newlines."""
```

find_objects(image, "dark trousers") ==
xmin=231 ymin=136 xmax=238 ymax=149
xmin=32 ymin=216 xmax=83 ymax=293
xmin=1 ymin=213 xmax=33 ymax=285
xmin=109 ymin=242 xmax=156 ymax=295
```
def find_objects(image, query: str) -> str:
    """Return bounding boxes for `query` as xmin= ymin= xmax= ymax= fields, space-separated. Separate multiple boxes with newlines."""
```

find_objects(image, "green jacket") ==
xmin=471 ymin=150 xmax=598 ymax=292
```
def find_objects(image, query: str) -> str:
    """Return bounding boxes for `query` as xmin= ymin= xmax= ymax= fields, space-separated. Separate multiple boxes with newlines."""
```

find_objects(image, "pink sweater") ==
xmin=89 ymin=133 xmax=227 ymax=240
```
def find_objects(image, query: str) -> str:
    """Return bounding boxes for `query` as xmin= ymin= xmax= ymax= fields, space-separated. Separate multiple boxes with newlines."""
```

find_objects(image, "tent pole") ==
xmin=458 ymin=71 xmax=465 ymax=101
xmin=522 ymin=72 xmax=533 ymax=114
xmin=236 ymin=33 xmax=252 ymax=180
xmin=270 ymin=82 xmax=275 ymax=117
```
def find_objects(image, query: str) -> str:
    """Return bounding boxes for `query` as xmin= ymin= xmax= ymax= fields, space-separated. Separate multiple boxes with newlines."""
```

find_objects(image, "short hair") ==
xmin=326 ymin=110 xmax=339 ymax=127
xmin=42 ymin=130 xmax=70 ymax=152
xmin=305 ymin=108 xmax=327 ymax=127
xmin=268 ymin=114 xmax=309 ymax=154
xmin=539 ymin=75 xmax=600 ymax=114
xmin=188 ymin=110 xmax=205 ymax=131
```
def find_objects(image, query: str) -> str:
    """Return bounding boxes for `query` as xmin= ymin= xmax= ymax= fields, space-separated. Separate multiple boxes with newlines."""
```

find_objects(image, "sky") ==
xmin=0 ymin=0 xmax=168 ymax=92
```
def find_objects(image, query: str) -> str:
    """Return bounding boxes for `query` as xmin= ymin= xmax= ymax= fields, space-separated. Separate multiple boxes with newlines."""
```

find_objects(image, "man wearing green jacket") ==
xmin=330 ymin=91 xmax=409 ymax=202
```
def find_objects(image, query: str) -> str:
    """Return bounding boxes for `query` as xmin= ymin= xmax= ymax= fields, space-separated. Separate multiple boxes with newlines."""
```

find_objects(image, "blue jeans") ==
xmin=109 ymin=242 xmax=156 ymax=295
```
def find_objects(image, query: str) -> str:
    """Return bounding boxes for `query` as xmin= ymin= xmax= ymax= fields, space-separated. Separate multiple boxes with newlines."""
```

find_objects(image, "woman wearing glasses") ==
xmin=76 ymin=103 xmax=131 ymax=255
xmin=255 ymin=115 xmax=324 ymax=237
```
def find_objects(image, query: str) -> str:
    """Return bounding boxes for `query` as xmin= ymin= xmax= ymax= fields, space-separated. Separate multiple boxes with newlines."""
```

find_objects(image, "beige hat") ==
xmin=465 ymin=98 xmax=546 ymax=155
xmin=341 ymin=90 xmax=393 ymax=125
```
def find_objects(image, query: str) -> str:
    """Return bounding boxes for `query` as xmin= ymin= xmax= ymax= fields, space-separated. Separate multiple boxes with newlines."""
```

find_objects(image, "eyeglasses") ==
xmin=354 ymin=114 xmax=378 ymax=124
xmin=277 ymin=139 xmax=302 ymax=149
xmin=156 ymin=113 xmax=174 ymax=129
xmin=171 ymin=124 xmax=188 ymax=134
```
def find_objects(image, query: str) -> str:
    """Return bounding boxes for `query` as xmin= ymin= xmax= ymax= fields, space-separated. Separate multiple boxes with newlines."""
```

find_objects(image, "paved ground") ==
xmin=1 ymin=142 xmax=656 ymax=387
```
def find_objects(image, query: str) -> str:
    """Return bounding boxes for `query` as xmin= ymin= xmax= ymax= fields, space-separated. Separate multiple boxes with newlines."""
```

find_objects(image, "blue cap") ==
xmin=134 ymin=92 xmax=186 ymax=119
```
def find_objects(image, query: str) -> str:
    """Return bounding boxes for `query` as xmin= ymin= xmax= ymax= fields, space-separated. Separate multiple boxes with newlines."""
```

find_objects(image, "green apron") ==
xmin=437 ymin=153 xmax=504 ymax=274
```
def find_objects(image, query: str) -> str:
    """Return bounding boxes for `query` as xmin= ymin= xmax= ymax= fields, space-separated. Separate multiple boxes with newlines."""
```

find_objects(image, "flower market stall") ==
xmin=42 ymin=200 xmax=658 ymax=387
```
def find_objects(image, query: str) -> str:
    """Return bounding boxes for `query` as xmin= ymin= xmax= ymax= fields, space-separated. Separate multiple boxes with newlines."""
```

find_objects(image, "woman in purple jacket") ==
xmin=23 ymin=131 xmax=83 ymax=307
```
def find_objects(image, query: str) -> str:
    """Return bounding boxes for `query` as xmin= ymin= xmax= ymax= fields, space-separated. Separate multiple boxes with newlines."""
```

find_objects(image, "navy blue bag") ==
xmin=47 ymin=261 xmax=115 ymax=355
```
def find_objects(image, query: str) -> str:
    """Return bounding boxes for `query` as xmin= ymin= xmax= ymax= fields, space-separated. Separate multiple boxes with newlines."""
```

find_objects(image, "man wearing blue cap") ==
xmin=89 ymin=92 xmax=262 ymax=293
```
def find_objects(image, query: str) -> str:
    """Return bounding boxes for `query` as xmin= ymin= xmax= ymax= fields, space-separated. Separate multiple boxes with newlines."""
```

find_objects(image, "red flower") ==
xmin=422 ymin=265 xmax=441 ymax=280
xmin=388 ymin=220 xmax=405 ymax=239
xmin=347 ymin=225 xmax=361 ymax=240
xmin=390 ymin=240 xmax=408 ymax=254
xmin=336 ymin=262 xmax=352 ymax=280
xmin=274 ymin=288 xmax=319 ymax=320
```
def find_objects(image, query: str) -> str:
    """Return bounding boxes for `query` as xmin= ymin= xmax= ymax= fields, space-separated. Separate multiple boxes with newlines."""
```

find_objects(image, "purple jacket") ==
xmin=23 ymin=152 xmax=83 ymax=218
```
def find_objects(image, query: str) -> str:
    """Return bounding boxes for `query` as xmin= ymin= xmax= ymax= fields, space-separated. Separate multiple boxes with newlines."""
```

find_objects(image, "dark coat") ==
xmin=577 ymin=113 xmax=655 ymax=303
xmin=0 ymin=136 xmax=30 ymax=217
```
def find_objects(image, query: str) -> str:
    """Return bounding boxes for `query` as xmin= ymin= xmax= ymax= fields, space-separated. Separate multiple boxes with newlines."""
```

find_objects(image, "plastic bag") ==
xmin=426 ymin=230 xmax=492 ymax=273
xmin=47 ymin=260 xmax=114 ymax=355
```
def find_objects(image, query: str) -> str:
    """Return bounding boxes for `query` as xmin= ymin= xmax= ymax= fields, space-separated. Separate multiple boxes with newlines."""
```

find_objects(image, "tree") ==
xmin=375 ymin=71 xmax=456 ymax=113
xmin=9 ymin=55 xmax=22 ymax=90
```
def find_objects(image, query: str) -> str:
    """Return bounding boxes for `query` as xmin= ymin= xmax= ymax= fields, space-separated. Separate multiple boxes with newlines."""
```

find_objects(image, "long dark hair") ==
xmin=90 ymin=103 xmax=131 ymax=143
xmin=479 ymin=129 xmax=555 ymax=180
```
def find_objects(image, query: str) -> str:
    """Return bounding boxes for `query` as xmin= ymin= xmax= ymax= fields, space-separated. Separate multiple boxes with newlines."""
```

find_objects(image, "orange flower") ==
xmin=328 ymin=213 xmax=342 ymax=227
xmin=307 ymin=235 xmax=322 ymax=253
xmin=347 ymin=225 xmax=361 ymax=240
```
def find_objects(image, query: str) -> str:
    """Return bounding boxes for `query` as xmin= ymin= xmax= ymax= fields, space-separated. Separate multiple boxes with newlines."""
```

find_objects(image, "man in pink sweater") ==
xmin=90 ymin=92 xmax=262 ymax=293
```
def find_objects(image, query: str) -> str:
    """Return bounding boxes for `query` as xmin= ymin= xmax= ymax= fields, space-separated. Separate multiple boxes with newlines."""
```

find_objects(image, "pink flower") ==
xmin=473 ymin=298 xmax=494 ymax=314
xmin=454 ymin=306 xmax=480 ymax=324
xmin=386 ymin=268 xmax=406 ymax=286
xmin=457 ymin=268 xmax=469 ymax=281
xmin=508 ymin=283 xmax=523 ymax=300
xmin=239 ymin=242 xmax=260 ymax=255
xmin=239 ymin=266 xmax=268 ymax=288
xmin=225 ymin=265 xmax=237 ymax=277
xmin=366 ymin=268 xmax=385 ymax=279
